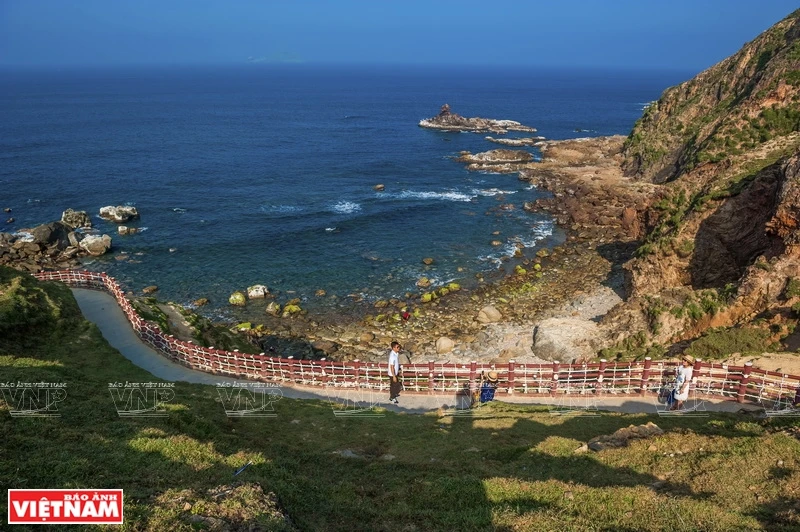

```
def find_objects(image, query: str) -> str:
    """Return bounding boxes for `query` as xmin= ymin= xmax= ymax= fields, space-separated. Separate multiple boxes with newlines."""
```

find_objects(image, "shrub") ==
xmin=784 ymin=277 xmax=800 ymax=299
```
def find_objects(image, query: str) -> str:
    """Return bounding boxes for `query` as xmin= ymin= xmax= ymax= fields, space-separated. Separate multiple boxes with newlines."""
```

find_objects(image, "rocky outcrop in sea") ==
xmin=0 ymin=209 xmax=114 ymax=273
xmin=419 ymin=104 xmax=536 ymax=134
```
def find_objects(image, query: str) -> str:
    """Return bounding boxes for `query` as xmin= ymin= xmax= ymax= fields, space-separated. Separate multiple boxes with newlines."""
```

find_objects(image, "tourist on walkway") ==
xmin=388 ymin=341 xmax=402 ymax=404
xmin=670 ymin=354 xmax=695 ymax=411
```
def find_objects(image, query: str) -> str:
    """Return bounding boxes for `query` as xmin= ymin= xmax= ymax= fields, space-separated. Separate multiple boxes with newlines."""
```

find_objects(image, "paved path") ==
xmin=73 ymin=288 xmax=760 ymax=416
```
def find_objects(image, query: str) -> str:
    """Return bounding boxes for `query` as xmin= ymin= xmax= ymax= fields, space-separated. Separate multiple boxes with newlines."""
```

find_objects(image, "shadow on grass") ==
xmin=0 ymin=269 xmax=789 ymax=531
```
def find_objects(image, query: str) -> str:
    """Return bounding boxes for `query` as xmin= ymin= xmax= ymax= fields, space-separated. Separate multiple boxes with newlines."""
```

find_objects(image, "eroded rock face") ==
xmin=99 ymin=205 xmax=139 ymax=223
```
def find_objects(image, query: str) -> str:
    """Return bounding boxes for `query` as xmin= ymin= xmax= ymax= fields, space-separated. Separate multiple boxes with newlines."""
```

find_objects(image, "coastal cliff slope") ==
xmin=604 ymin=8 xmax=800 ymax=355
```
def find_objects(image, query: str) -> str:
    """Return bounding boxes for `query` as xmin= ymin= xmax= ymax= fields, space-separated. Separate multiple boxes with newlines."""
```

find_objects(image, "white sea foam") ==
xmin=473 ymin=188 xmax=518 ymax=197
xmin=325 ymin=227 xmax=338 ymax=232
xmin=260 ymin=204 xmax=303 ymax=215
xmin=173 ymin=208 xmax=187 ymax=213
xmin=478 ymin=220 xmax=555 ymax=268
xmin=12 ymin=231 xmax=34 ymax=242
xmin=331 ymin=201 xmax=362 ymax=214
xmin=388 ymin=190 xmax=475 ymax=202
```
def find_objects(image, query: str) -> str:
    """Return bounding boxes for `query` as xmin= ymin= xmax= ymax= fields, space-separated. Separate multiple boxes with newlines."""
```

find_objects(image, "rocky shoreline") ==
xmin=3 ymin=134 xmax=649 ymax=367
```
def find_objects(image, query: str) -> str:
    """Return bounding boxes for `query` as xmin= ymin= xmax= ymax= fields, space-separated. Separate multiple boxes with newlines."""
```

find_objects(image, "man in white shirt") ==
xmin=388 ymin=341 xmax=401 ymax=404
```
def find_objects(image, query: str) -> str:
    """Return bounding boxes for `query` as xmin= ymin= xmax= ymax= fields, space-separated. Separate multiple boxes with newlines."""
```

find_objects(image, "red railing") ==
xmin=34 ymin=270 xmax=800 ymax=408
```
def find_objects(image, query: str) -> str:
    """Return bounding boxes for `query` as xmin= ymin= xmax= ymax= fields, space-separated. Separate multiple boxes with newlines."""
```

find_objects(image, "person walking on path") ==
xmin=388 ymin=341 xmax=402 ymax=404
xmin=670 ymin=354 xmax=695 ymax=411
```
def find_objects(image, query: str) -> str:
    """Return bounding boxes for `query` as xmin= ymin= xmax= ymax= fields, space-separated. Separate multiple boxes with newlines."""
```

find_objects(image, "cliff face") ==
xmin=623 ymin=9 xmax=800 ymax=185
xmin=603 ymin=9 xmax=800 ymax=353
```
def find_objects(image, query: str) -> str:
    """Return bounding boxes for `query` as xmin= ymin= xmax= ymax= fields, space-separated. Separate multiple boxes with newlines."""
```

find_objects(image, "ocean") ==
xmin=0 ymin=64 xmax=691 ymax=320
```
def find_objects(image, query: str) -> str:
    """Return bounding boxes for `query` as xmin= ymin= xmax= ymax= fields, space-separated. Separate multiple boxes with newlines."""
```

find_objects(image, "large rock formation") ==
xmin=99 ymin=205 xmax=139 ymax=223
xmin=419 ymin=104 xmax=536 ymax=134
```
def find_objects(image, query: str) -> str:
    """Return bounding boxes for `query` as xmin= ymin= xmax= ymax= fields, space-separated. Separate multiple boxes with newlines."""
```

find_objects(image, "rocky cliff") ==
xmin=607 ymin=8 xmax=800 ymax=356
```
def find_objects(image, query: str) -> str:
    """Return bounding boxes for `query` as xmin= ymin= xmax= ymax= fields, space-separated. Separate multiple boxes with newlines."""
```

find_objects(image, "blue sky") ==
xmin=1 ymin=0 xmax=798 ymax=70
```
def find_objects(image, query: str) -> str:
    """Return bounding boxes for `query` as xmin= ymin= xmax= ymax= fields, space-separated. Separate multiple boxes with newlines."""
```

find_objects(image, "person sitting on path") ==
xmin=477 ymin=370 xmax=499 ymax=405
xmin=387 ymin=341 xmax=402 ymax=404
xmin=670 ymin=354 xmax=695 ymax=411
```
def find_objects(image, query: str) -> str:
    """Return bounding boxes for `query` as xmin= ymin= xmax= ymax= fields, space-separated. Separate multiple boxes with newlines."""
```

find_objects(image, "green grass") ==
xmin=1 ymin=267 xmax=799 ymax=530
xmin=685 ymin=327 xmax=775 ymax=360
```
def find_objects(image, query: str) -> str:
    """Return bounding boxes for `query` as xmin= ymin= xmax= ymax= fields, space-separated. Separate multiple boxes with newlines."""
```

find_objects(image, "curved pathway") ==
xmin=73 ymin=288 xmax=758 ymax=415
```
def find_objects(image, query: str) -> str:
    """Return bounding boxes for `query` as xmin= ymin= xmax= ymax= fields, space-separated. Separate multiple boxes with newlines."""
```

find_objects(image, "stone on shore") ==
xmin=31 ymin=221 xmax=72 ymax=249
xmin=477 ymin=305 xmax=502 ymax=324
xmin=99 ymin=205 xmax=140 ymax=223
xmin=436 ymin=337 xmax=455 ymax=354
xmin=142 ymin=285 xmax=158 ymax=294
xmin=265 ymin=301 xmax=282 ymax=316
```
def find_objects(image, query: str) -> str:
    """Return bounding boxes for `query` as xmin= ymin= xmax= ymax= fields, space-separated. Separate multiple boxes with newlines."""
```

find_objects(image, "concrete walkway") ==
xmin=73 ymin=288 xmax=760 ymax=416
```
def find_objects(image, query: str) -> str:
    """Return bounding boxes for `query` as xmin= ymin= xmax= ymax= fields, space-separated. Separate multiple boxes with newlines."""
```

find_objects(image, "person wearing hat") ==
xmin=478 ymin=370 xmax=499 ymax=404
xmin=670 ymin=354 xmax=695 ymax=410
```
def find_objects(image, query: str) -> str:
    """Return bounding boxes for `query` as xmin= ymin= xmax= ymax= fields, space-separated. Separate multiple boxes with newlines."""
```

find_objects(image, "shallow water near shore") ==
xmin=0 ymin=64 xmax=691 ymax=318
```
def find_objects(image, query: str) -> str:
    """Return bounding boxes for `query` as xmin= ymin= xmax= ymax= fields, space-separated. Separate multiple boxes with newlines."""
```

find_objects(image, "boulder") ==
xmin=61 ymin=209 xmax=92 ymax=229
xmin=436 ymin=337 xmax=455 ymax=354
xmin=79 ymin=234 xmax=112 ymax=256
xmin=31 ymin=221 xmax=72 ymax=249
xmin=142 ymin=285 xmax=158 ymax=294
xmin=229 ymin=291 xmax=246 ymax=306
xmin=416 ymin=277 xmax=432 ymax=288
xmin=247 ymin=285 xmax=269 ymax=299
xmin=193 ymin=298 xmax=209 ymax=307
xmin=422 ymin=257 xmax=434 ymax=265
xmin=99 ymin=205 xmax=139 ymax=223
xmin=265 ymin=301 xmax=282 ymax=316
xmin=587 ymin=422 xmax=664 ymax=451
xmin=532 ymin=317 xmax=601 ymax=363
xmin=311 ymin=340 xmax=339 ymax=356
xmin=477 ymin=305 xmax=502 ymax=324
xmin=282 ymin=304 xmax=302 ymax=318
xmin=373 ymin=184 xmax=385 ymax=191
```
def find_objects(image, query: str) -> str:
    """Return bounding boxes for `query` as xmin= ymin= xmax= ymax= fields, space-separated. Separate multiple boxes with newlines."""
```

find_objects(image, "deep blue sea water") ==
xmin=0 ymin=65 xmax=691 ymax=318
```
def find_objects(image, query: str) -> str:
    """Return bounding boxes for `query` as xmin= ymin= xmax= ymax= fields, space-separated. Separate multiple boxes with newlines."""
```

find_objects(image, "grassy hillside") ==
xmin=1 ymin=267 xmax=799 ymax=531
